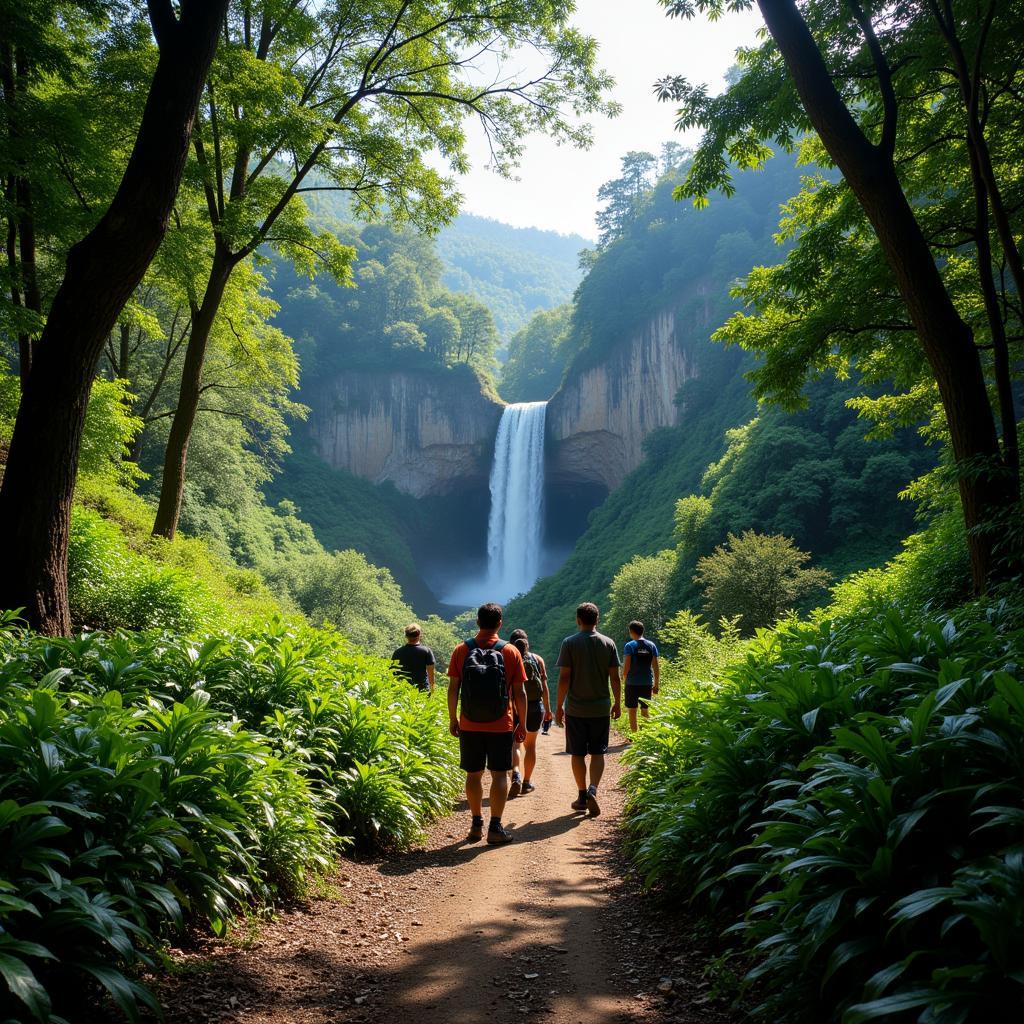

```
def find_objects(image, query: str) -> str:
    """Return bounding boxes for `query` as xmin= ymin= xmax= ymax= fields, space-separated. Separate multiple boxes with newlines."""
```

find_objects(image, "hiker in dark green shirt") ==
xmin=554 ymin=602 xmax=621 ymax=818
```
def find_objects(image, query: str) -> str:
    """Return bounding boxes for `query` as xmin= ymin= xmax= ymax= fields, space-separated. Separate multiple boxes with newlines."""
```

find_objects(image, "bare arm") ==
xmin=427 ymin=663 xmax=435 ymax=694
xmin=652 ymin=656 xmax=659 ymax=694
xmin=538 ymin=656 xmax=551 ymax=713
xmin=447 ymin=675 xmax=460 ymax=735
xmin=555 ymin=666 xmax=571 ymax=726
xmin=512 ymin=679 xmax=528 ymax=741
xmin=622 ymin=654 xmax=632 ymax=679
xmin=609 ymin=665 xmax=622 ymax=719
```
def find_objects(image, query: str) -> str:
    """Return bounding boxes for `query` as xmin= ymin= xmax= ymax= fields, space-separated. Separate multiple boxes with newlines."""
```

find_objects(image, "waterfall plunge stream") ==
xmin=485 ymin=402 xmax=547 ymax=601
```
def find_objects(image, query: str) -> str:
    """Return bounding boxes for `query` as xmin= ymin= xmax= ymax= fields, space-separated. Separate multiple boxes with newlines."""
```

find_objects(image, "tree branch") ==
xmin=147 ymin=0 xmax=178 ymax=48
xmin=845 ymin=0 xmax=898 ymax=156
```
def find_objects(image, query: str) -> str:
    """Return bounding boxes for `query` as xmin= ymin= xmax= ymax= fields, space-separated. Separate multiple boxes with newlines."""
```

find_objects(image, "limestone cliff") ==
xmin=546 ymin=311 xmax=694 ymax=491
xmin=308 ymin=369 xmax=502 ymax=498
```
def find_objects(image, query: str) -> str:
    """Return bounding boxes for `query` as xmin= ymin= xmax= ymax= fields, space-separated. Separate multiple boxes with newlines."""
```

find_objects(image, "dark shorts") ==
xmin=565 ymin=714 xmax=610 ymax=756
xmin=459 ymin=730 xmax=515 ymax=773
xmin=625 ymin=685 xmax=653 ymax=709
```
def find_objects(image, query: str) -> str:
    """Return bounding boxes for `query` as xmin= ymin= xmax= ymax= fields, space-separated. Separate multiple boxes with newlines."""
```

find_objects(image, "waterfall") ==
xmin=485 ymin=402 xmax=547 ymax=601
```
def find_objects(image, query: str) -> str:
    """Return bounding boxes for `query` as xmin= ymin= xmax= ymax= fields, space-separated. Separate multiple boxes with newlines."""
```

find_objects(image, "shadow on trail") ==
xmin=379 ymin=804 xmax=590 ymax=875
xmin=371 ymin=815 xmax=633 ymax=1024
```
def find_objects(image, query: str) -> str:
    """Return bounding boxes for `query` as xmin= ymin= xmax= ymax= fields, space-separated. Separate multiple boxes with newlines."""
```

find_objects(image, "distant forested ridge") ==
xmin=435 ymin=214 xmax=588 ymax=340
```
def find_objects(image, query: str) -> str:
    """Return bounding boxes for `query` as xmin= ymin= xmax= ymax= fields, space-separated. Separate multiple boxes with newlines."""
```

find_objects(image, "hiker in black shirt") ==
xmin=391 ymin=623 xmax=436 ymax=695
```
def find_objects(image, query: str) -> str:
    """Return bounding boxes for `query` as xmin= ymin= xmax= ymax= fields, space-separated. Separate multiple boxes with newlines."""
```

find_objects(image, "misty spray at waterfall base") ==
xmin=440 ymin=402 xmax=548 ymax=608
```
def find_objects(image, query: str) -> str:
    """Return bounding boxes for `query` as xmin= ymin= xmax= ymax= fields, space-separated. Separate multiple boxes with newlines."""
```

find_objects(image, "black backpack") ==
xmin=523 ymin=653 xmax=544 ymax=702
xmin=460 ymin=638 xmax=508 ymax=722
xmin=632 ymin=637 xmax=654 ymax=669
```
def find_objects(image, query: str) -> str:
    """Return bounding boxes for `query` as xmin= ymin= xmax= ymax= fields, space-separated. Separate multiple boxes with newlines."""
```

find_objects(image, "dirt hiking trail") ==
xmin=150 ymin=736 xmax=736 ymax=1024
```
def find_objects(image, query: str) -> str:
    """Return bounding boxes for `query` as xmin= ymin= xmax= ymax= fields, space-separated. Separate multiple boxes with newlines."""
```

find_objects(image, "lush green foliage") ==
xmin=623 ymin=587 xmax=1024 ymax=1022
xmin=67 ymin=507 xmax=217 ymax=633
xmin=436 ymin=214 xmax=587 ymax=341
xmin=693 ymin=530 xmax=830 ymax=636
xmin=0 ymin=615 xmax=459 ymax=1022
xmin=500 ymin=304 xmax=573 ymax=402
xmin=272 ymin=224 xmax=501 ymax=381
xmin=605 ymin=550 xmax=677 ymax=647
xmin=269 ymin=547 xmax=460 ymax=664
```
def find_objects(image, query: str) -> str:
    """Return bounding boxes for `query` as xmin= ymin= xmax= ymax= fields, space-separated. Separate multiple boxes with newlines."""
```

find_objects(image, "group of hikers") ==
xmin=391 ymin=601 xmax=660 ymax=846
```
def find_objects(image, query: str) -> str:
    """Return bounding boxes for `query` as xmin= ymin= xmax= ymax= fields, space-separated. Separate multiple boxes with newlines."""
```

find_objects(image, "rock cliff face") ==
xmin=308 ymin=310 xmax=694 ymax=500
xmin=546 ymin=310 xmax=694 ymax=491
xmin=308 ymin=370 xmax=502 ymax=498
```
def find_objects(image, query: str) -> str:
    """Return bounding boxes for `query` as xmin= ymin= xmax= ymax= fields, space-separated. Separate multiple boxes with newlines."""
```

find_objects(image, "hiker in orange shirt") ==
xmin=447 ymin=603 xmax=528 ymax=845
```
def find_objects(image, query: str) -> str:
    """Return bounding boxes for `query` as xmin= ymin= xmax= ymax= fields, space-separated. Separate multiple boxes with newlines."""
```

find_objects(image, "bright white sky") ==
xmin=453 ymin=0 xmax=764 ymax=240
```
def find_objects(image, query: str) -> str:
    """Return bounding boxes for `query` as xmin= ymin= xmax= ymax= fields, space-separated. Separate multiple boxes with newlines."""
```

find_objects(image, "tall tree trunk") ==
xmin=757 ymin=0 xmax=1017 ymax=591
xmin=965 ymin=129 xmax=1019 ymax=487
xmin=1 ymin=46 xmax=32 ymax=386
xmin=0 ymin=1 xmax=228 ymax=635
xmin=929 ymin=0 xmax=1019 ymax=489
xmin=151 ymin=244 xmax=233 ymax=539
xmin=3 ymin=176 xmax=30 ymax=385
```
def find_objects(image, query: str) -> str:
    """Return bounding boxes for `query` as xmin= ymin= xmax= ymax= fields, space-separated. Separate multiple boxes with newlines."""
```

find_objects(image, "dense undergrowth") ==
xmin=622 ymin=529 xmax=1024 ymax=1022
xmin=0 ymin=614 xmax=459 ymax=1023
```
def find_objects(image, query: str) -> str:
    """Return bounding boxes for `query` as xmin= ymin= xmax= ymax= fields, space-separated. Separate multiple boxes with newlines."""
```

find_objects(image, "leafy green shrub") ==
xmin=0 ymin=642 xmax=332 ymax=1020
xmin=694 ymin=529 xmax=831 ymax=635
xmin=67 ymin=507 xmax=214 ymax=631
xmin=605 ymin=549 xmax=677 ymax=646
xmin=623 ymin=598 xmax=1024 ymax=1022
xmin=0 ymin=614 xmax=459 ymax=1021
xmin=827 ymin=510 xmax=972 ymax=618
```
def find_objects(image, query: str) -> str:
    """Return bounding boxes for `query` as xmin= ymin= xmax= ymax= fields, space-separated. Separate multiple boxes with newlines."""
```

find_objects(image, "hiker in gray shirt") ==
xmin=554 ymin=601 xmax=621 ymax=817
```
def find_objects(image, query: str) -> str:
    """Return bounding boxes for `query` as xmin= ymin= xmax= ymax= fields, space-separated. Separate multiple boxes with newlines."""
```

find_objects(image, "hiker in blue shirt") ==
xmin=621 ymin=620 xmax=659 ymax=734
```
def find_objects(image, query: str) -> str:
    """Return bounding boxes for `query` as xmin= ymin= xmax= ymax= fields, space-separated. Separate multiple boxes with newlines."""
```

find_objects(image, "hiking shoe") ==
xmin=509 ymin=774 xmax=522 ymax=799
xmin=468 ymin=817 xmax=484 ymax=842
xmin=570 ymin=795 xmax=588 ymax=812
xmin=522 ymin=780 xmax=536 ymax=794
xmin=586 ymin=786 xmax=601 ymax=818
xmin=487 ymin=823 xmax=514 ymax=845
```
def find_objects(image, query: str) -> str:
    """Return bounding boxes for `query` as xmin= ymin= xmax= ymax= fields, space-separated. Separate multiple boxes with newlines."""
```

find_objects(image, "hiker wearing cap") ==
xmin=622 ymin=619 xmax=660 ymax=733
xmin=554 ymin=602 xmax=621 ymax=818
xmin=391 ymin=623 xmax=436 ymax=695
xmin=507 ymin=628 xmax=550 ymax=797
xmin=447 ymin=603 xmax=528 ymax=845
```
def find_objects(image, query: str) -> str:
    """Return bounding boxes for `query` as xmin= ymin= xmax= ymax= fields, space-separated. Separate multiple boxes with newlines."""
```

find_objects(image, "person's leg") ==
xmin=641 ymin=704 xmax=650 ymax=721
xmin=523 ymin=730 xmax=539 ymax=782
xmin=629 ymin=706 xmax=638 ymax=732
xmin=460 ymin=733 xmax=487 ymax=840
xmin=584 ymin=717 xmax=610 ymax=817
xmin=566 ymin=716 xmax=590 ymax=810
xmin=486 ymin=732 xmax=515 ymax=843
xmin=465 ymin=770 xmax=484 ymax=817
xmin=489 ymin=769 xmax=510 ymax=819
xmin=571 ymin=754 xmax=588 ymax=791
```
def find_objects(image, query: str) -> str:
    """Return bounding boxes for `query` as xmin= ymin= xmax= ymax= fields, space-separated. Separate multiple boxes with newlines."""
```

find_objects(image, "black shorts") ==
xmin=625 ymin=685 xmax=653 ymax=709
xmin=565 ymin=714 xmax=610 ymax=756
xmin=459 ymin=730 xmax=514 ymax=773
xmin=525 ymin=700 xmax=544 ymax=733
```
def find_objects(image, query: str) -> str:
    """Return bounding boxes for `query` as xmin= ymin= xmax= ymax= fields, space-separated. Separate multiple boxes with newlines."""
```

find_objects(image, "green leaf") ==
xmin=0 ymin=952 xmax=52 ymax=1021
xmin=843 ymin=989 xmax=937 ymax=1023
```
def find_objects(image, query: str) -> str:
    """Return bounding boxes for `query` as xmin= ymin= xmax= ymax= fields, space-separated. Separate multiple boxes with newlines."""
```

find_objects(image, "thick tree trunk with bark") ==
xmin=151 ymin=245 xmax=234 ymax=539
xmin=0 ymin=1 xmax=228 ymax=634
xmin=757 ymin=0 xmax=1018 ymax=591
